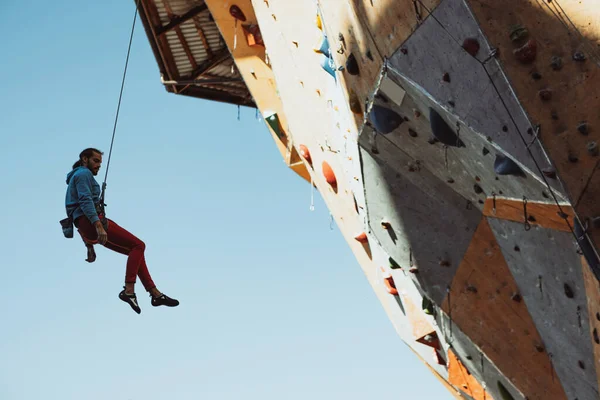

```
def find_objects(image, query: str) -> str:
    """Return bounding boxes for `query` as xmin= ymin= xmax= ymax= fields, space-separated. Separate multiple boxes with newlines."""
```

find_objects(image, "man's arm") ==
xmin=73 ymin=170 xmax=99 ymax=224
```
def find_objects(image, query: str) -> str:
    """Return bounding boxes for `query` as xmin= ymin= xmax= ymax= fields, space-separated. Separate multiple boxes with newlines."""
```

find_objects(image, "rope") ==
xmin=100 ymin=0 xmax=140 ymax=205
xmin=407 ymin=0 xmax=594 ymax=257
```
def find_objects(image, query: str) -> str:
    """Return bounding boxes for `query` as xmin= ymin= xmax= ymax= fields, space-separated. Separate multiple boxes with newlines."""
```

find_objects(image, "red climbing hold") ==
xmin=229 ymin=5 xmax=247 ymax=21
xmin=322 ymin=161 xmax=337 ymax=188
xmin=462 ymin=38 xmax=480 ymax=57
xmin=354 ymin=232 xmax=368 ymax=243
xmin=383 ymin=276 xmax=398 ymax=295
xmin=513 ymin=39 xmax=537 ymax=64
xmin=299 ymin=145 xmax=312 ymax=165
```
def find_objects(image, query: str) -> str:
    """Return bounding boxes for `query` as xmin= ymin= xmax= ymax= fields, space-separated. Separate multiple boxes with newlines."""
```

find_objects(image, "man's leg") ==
xmin=103 ymin=219 xmax=157 ymax=293
xmin=75 ymin=216 xmax=179 ymax=312
xmin=76 ymin=217 xmax=157 ymax=293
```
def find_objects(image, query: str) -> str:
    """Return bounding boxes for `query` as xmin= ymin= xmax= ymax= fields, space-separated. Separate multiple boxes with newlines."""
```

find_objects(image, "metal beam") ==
xmin=156 ymin=3 xmax=208 ymax=36
xmin=185 ymin=48 xmax=231 ymax=79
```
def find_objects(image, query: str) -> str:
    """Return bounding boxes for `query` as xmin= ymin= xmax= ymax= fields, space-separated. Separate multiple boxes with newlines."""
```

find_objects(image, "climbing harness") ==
xmin=99 ymin=0 xmax=140 ymax=213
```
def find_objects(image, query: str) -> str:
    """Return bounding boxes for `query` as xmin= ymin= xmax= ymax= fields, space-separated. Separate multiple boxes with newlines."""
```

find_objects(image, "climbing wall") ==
xmin=199 ymin=0 xmax=600 ymax=398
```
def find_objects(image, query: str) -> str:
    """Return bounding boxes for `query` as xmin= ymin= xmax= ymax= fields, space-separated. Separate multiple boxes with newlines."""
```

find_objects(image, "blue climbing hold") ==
xmin=494 ymin=154 xmax=525 ymax=176
xmin=320 ymin=54 xmax=336 ymax=78
xmin=429 ymin=108 xmax=465 ymax=147
xmin=369 ymin=104 xmax=403 ymax=134
xmin=316 ymin=35 xmax=330 ymax=56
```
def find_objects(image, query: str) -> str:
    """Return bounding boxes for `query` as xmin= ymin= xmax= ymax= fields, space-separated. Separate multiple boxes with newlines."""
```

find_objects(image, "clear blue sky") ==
xmin=0 ymin=1 xmax=450 ymax=399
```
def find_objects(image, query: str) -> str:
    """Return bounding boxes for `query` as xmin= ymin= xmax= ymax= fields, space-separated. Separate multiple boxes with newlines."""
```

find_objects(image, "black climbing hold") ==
xmin=568 ymin=153 xmax=579 ymax=163
xmin=564 ymin=283 xmax=574 ymax=298
xmin=483 ymin=147 xmax=490 ymax=156
xmin=594 ymin=328 xmax=599 ymax=344
xmin=535 ymin=344 xmax=544 ymax=352
xmin=369 ymin=105 xmax=403 ymax=134
xmin=550 ymin=55 xmax=563 ymax=70
xmin=597 ymin=312 xmax=600 ymax=321
xmin=527 ymin=127 xmax=534 ymax=135
xmin=447 ymin=100 xmax=456 ymax=107
xmin=462 ymin=38 xmax=480 ymax=57
xmin=575 ymin=218 xmax=600 ymax=281
xmin=573 ymin=51 xmax=586 ymax=62
xmin=349 ymin=91 xmax=362 ymax=115
xmin=478 ymin=199 xmax=484 ymax=205
xmin=587 ymin=141 xmax=598 ymax=156
xmin=528 ymin=215 xmax=537 ymax=222
xmin=408 ymin=128 xmax=418 ymax=138
xmin=497 ymin=381 xmax=516 ymax=400
xmin=366 ymin=50 xmax=374 ymax=61
xmin=427 ymin=136 xmax=439 ymax=145
xmin=551 ymin=111 xmax=559 ymax=120
xmin=494 ymin=154 xmax=525 ymax=177
xmin=512 ymin=293 xmax=522 ymax=302
xmin=429 ymin=108 xmax=465 ymax=147
xmin=542 ymin=191 xmax=549 ymax=199
xmin=442 ymin=72 xmax=450 ymax=82
xmin=578 ymin=121 xmax=589 ymax=135
xmin=229 ymin=5 xmax=247 ymax=21
xmin=466 ymin=355 xmax=473 ymax=360
xmin=389 ymin=257 xmax=401 ymax=270
xmin=579 ymin=360 xmax=585 ymax=369
xmin=514 ymin=245 xmax=520 ymax=252
xmin=474 ymin=184 xmax=483 ymax=194
xmin=447 ymin=178 xmax=455 ymax=184
xmin=531 ymin=72 xmax=542 ymax=80
xmin=466 ymin=285 xmax=478 ymax=293
xmin=345 ymin=53 xmax=360 ymax=75
xmin=502 ymin=125 xmax=508 ymax=132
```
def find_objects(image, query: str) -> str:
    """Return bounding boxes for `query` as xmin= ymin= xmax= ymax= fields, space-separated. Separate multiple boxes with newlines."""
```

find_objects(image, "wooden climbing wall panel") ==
xmin=441 ymin=218 xmax=568 ymax=400
xmin=581 ymin=256 xmax=600 ymax=391
xmin=574 ymin=162 xmax=600 ymax=251
xmin=425 ymin=362 xmax=464 ymax=400
xmin=447 ymin=349 xmax=489 ymax=400
xmin=315 ymin=0 xmax=384 ymax=129
xmin=483 ymin=198 xmax=574 ymax=232
xmin=205 ymin=0 xmax=310 ymax=181
xmin=350 ymin=0 xmax=441 ymax=59
xmin=465 ymin=0 xmax=600 ymax=211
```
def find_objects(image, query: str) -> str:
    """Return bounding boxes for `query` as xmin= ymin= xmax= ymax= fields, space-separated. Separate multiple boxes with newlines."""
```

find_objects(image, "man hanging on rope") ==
xmin=64 ymin=147 xmax=179 ymax=314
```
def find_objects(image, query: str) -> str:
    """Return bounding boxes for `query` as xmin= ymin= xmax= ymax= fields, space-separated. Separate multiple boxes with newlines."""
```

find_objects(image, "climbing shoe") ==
xmin=151 ymin=293 xmax=179 ymax=307
xmin=119 ymin=288 xmax=141 ymax=314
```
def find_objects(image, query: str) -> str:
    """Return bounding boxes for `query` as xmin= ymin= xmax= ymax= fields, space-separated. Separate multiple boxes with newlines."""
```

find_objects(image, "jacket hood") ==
xmin=66 ymin=166 xmax=83 ymax=184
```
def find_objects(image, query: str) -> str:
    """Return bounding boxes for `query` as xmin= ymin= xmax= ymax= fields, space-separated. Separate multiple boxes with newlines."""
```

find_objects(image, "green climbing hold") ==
xmin=264 ymin=111 xmax=285 ymax=140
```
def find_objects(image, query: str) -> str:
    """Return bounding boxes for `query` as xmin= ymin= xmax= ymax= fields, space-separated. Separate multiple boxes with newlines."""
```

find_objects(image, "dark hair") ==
xmin=72 ymin=148 xmax=104 ymax=169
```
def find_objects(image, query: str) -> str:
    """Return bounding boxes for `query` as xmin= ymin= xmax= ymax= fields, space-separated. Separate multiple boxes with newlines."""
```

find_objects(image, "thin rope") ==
xmin=101 ymin=0 xmax=140 ymax=203
xmin=408 ymin=0 xmax=594 ymax=255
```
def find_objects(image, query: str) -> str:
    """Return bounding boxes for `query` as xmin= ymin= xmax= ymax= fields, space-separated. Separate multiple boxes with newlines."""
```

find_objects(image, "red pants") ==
xmin=75 ymin=216 xmax=156 ymax=292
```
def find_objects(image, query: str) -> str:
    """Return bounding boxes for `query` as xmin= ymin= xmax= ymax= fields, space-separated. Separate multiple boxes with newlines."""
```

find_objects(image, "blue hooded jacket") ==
xmin=65 ymin=166 xmax=101 ymax=224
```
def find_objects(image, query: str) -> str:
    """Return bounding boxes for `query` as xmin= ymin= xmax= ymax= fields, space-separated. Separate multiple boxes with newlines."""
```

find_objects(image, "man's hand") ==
xmin=94 ymin=220 xmax=108 ymax=245
xmin=85 ymin=245 xmax=96 ymax=263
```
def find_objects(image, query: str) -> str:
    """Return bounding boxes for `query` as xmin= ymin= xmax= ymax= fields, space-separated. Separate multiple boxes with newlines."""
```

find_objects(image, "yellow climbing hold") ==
xmin=316 ymin=13 xmax=322 ymax=30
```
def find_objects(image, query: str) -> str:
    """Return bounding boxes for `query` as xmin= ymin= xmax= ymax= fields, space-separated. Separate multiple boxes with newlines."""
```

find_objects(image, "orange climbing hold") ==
xmin=322 ymin=161 xmax=337 ymax=188
xmin=383 ymin=276 xmax=398 ymax=295
xmin=299 ymin=144 xmax=312 ymax=165
xmin=354 ymin=232 xmax=368 ymax=243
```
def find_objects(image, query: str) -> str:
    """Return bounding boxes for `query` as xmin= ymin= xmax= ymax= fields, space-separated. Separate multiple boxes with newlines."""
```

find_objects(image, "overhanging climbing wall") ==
xmin=136 ymin=0 xmax=600 ymax=398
